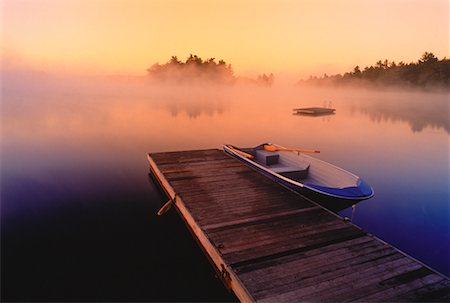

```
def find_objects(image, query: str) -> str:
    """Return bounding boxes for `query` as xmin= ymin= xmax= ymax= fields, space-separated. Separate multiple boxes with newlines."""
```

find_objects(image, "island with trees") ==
xmin=147 ymin=54 xmax=274 ymax=86
xmin=147 ymin=54 xmax=235 ymax=84
xmin=299 ymin=52 xmax=449 ymax=90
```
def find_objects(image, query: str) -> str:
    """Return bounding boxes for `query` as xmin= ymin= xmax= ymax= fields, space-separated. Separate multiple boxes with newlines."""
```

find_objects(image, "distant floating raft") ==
xmin=293 ymin=107 xmax=336 ymax=116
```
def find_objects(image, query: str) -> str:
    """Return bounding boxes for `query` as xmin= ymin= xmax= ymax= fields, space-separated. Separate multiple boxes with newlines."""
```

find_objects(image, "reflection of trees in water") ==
xmin=352 ymin=96 xmax=449 ymax=134
xmin=158 ymin=90 xmax=229 ymax=119
xmin=167 ymin=101 xmax=226 ymax=119
xmin=361 ymin=108 xmax=448 ymax=133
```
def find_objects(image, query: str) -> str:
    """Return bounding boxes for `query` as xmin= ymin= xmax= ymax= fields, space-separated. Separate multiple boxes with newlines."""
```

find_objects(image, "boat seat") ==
xmin=255 ymin=149 xmax=310 ymax=180
xmin=255 ymin=150 xmax=280 ymax=165
xmin=272 ymin=164 xmax=310 ymax=180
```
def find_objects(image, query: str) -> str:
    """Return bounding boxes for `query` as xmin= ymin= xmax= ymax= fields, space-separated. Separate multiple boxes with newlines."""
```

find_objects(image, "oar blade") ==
xmin=263 ymin=144 xmax=277 ymax=152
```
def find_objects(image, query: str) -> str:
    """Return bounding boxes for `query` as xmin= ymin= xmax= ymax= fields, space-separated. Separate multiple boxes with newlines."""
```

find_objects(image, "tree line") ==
xmin=147 ymin=54 xmax=235 ymax=84
xmin=299 ymin=52 xmax=450 ymax=89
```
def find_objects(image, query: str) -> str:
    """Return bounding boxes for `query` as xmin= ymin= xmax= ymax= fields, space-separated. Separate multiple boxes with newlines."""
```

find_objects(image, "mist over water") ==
xmin=2 ymin=73 xmax=449 ymax=300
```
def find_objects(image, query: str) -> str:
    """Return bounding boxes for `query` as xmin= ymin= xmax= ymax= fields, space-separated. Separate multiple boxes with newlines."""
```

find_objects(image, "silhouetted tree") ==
xmin=257 ymin=73 xmax=274 ymax=86
xmin=170 ymin=56 xmax=181 ymax=65
xmin=419 ymin=52 xmax=438 ymax=64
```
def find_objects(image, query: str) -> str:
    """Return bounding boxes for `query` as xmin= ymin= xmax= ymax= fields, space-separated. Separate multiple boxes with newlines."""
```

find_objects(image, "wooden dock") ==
xmin=147 ymin=149 xmax=449 ymax=302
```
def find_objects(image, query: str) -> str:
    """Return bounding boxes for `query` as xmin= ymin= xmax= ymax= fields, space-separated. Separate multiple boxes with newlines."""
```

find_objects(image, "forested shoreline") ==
xmin=299 ymin=52 xmax=449 ymax=90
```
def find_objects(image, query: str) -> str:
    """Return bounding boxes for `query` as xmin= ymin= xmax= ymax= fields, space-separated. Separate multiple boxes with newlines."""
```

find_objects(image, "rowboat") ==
xmin=223 ymin=143 xmax=374 ymax=202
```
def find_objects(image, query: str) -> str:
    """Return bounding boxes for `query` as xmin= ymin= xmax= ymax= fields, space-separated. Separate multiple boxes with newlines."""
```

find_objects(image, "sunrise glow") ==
xmin=2 ymin=0 xmax=448 ymax=78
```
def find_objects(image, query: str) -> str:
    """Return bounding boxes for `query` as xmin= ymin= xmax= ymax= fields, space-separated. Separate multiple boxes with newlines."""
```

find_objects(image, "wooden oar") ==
xmin=228 ymin=146 xmax=254 ymax=158
xmin=264 ymin=144 xmax=320 ymax=153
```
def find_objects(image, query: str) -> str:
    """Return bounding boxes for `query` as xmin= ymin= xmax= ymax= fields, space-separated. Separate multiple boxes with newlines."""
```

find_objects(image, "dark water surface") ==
xmin=1 ymin=76 xmax=449 ymax=301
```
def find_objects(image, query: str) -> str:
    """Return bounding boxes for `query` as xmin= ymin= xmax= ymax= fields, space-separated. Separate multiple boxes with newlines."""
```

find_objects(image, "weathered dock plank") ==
xmin=147 ymin=149 xmax=449 ymax=302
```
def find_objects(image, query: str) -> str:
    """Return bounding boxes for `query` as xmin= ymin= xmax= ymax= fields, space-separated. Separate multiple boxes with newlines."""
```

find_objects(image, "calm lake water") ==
xmin=1 ymin=75 xmax=449 ymax=301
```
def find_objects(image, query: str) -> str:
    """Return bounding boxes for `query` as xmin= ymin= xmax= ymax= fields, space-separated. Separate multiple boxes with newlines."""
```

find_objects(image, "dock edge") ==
xmin=147 ymin=153 xmax=254 ymax=302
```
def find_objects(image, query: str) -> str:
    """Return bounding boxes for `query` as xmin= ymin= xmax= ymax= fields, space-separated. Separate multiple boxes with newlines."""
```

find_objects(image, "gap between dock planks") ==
xmin=147 ymin=149 xmax=449 ymax=302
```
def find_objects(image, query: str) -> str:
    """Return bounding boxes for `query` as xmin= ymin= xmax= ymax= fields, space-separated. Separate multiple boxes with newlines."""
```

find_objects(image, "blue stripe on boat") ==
xmin=304 ymin=178 xmax=373 ymax=198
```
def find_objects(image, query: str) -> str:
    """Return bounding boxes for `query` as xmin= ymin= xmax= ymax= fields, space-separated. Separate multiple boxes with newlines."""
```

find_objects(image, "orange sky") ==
xmin=2 ymin=0 xmax=449 ymax=78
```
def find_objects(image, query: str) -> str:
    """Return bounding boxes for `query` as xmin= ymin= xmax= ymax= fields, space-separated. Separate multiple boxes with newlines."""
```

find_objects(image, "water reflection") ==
xmin=163 ymin=96 xmax=228 ymax=118
xmin=306 ymin=192 xmax=367 ymax=213
xmin=349 ymin=90 xmax=449 ymax=134
xmin=293 ymin=112 xmax=336 ymax=124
